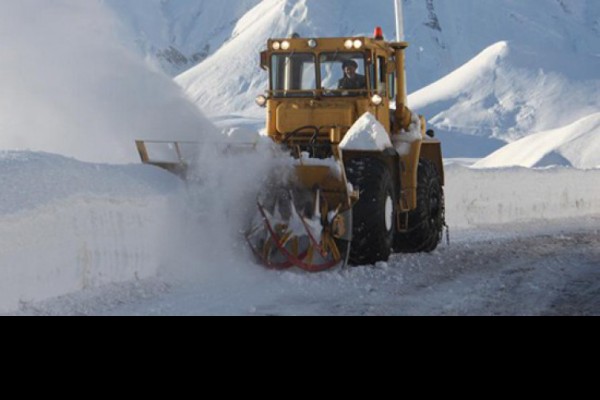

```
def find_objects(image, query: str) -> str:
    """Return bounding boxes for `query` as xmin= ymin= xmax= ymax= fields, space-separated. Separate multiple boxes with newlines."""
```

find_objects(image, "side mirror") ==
xmin=386 ymin=61 xmax=396 ymax=74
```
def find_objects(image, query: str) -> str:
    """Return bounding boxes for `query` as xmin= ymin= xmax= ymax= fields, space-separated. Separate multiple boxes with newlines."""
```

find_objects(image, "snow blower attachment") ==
xmin=245 ymin=148 xmax=356 ymax=271
xmin=136 ymin=27 xmax=446 ymax=272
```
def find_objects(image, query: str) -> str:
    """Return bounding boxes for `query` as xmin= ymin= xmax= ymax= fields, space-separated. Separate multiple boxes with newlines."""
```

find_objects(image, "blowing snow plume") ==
xmin=0 ymin=0 xmax=217 ymax=164
xmin=162 ymin=135 xmax=294 ymax=282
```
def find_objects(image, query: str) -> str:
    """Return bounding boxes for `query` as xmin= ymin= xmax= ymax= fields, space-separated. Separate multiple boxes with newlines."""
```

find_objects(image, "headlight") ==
xmin=255 ymin=95 xmax=267 ymax=107
xmin=308 ymin=39 xmax=317 ymax=48
xmin=344 ymin=39 xmax=354 ymax=49
xmin=371 ymin=94 xmax=383 ymax=106
xmin=353 ymin=40 xmax=363 ymax=49
xmin=281 ymin=41 xmax=291 ymax=50
xmin=272 ymin=41 xmax=281 ymax=50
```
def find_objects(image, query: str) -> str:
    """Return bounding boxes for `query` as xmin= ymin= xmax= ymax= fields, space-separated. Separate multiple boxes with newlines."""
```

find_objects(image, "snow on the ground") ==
xmin=0 ymin=151 xmax=185 ymax=313
xmin=2 ymin=148 xmax=599 ymax=314
xmin=473 ymin=113 xmax=600 ymax=169
xmin=13 ymin=218 xmax=600 ymax=316
xmin=0 ymin=0 xmax=218 ymax=164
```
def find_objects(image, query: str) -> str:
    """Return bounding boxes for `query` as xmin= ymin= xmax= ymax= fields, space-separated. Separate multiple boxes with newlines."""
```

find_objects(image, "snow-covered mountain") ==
xmin=473 ymin=113 xmax=600 ymax=169
xmin=409 ymin=40 xmax=600 ymax=158
xmin=103 ymin=0 xmax=261 ymax=76
xmin=165 ymin=0 xmax=600 ymax=158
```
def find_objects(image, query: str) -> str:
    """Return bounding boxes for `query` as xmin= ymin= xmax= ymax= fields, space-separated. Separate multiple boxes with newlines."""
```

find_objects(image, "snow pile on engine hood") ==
xmin=340 ymin=113 xmax=393 ymax=152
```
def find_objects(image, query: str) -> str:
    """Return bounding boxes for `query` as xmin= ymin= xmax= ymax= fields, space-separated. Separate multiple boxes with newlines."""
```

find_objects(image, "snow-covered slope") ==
xmin=103 ymin=0 xmax=261 ymax=76
xmin=473 ymin=113 xmax=600 ymax=169
xmin=175 ymin=0 xmax=600 ymax=110
xmin=174 ymin=0 xmax=600 ymax=159
xmin=409 ymin=41 xmax=600 ymax=156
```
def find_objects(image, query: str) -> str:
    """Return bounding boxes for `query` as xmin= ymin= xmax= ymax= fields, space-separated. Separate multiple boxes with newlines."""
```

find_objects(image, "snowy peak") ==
xmin=410 ymin=41 xmax=509 ymax=110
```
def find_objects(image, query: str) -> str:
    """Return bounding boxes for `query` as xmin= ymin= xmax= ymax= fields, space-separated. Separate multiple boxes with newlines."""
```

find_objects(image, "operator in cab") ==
xmin=338 ymin=59 xmax=366 ymax=90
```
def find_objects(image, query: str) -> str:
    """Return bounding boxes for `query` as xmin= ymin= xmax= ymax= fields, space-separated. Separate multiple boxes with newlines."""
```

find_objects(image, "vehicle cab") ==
xmin=257 ymin=33 xmax=407 ymax=147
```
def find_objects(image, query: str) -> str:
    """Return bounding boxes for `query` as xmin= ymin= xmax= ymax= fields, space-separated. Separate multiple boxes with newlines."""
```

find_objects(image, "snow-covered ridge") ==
xmin=409 ymin=41 xmax=600 ymax=150
xmin=474 ymin=113 xmax=600 ymax=169
xmin=172 ymin=0 xmax=600 ymax=161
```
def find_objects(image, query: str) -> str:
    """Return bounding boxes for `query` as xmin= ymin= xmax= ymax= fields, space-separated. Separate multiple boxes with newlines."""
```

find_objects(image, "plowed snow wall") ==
xmin=0 ymin=195 xmax=171 ymax=312
xmin=445 ymin=166 xmax=600 ymax=228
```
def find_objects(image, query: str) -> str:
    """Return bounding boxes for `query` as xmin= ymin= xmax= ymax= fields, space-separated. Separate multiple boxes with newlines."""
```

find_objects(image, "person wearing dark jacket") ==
xmin=338 ymin=59 xmax=366 ymax=90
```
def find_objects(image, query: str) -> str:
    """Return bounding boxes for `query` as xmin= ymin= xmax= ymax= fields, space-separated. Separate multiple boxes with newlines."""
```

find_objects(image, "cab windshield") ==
xmin=320 ymin=52 xmax=367 ymax=95
xmin=270 ymin=52 xmax=368 ymax=97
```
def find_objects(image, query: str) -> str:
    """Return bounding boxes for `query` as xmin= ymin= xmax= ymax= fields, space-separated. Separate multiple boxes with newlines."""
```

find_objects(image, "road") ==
xmin=16 ymin=219 xmax=599 ymax=316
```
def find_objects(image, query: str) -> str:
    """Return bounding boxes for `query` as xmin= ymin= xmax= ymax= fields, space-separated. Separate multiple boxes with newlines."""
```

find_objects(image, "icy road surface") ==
xmin=14 ymin=218 xmax=599 ymax=316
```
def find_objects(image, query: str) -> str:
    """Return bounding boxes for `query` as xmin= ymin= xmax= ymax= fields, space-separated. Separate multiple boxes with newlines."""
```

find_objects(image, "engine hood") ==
xmin=275 ymin=100 xmax=356 ymax=134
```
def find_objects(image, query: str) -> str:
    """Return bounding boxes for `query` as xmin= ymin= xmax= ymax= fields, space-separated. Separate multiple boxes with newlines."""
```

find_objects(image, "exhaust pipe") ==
xmin=394 ymin=0 xmax=405 ymax=42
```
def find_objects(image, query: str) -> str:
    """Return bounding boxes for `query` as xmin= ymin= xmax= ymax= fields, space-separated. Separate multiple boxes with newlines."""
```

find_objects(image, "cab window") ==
xmin=271 ymin=53 xmax=316 ymax=97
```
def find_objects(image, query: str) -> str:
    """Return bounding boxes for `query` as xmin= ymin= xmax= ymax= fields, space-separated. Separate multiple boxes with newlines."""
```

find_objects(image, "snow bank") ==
xmin=2 ymin=149 xmax=599 ymax=313
xmin=340 ymin=113 xmax=393 ymax=151
xmin=445 ymin=165 xmax=600 ymax=228
xmin=0 ymin=152 xmax=183 ymax=313
xmin=0 ymin=0 xmax=218 ymax=164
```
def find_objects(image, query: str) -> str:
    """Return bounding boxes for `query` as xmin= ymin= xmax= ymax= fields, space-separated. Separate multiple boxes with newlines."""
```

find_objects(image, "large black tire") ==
xmin=345 ymin=158 xmax=396 ymax=265
xmin=394 ymin=159 xmax=445 ymax=253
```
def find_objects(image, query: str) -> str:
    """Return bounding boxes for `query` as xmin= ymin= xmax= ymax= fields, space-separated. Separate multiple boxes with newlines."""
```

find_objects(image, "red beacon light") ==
xmin=373 ymin=26 xmax=384 ymax=40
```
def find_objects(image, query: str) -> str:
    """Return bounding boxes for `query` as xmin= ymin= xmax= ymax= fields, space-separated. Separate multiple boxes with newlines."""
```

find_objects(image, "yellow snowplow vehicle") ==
xmin=245 ymin=28 xmax=445 ymax=271
xmin=136 ymin=28 xmax=445 ymax=272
